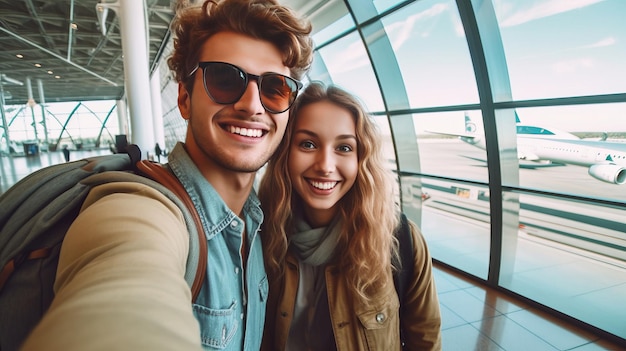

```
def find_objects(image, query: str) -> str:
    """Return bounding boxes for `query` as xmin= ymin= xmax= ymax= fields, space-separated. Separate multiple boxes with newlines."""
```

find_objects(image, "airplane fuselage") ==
xmin=466 ymin=135 xmax=626 ymax=184
xmin=517 ymin=138 xmax=626 ymax=167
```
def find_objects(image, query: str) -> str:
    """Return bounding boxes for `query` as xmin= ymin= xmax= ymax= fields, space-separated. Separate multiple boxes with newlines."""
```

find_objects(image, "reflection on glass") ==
xmin=494 ymin=0 xmax=626 ymax=100
xmin=414 ymin=110 xmax=488 ymax=183
xmin=373 ymin=114 xmax=395 ymax=165
xmin=315 ymin=32 xmax=385 ymax=111
xmin=418 ymin=177 xmax=491 ymax=279
xmin=373 ymin=0 xmax=405 ymax=14
xmin=381 ymin=0 xmax=479 ymax=108
xmin=501 ymin=191 xmax=626 ymax=340
xmin=373 ymin=115 xmax=401 ymax=202
xmin=312 ymin=13 xmax=353 ymax=46
xmin=513 ymin=104 xmax=626 ymax=201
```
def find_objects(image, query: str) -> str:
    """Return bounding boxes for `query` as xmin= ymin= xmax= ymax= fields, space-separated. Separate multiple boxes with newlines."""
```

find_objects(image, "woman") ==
xmin=259 ymin=82 xmax=441 ymax=350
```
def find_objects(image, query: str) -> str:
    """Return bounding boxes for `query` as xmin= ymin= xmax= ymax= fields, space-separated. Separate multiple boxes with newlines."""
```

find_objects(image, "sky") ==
xmin=317 ymin=0 xmax=625 ymax=133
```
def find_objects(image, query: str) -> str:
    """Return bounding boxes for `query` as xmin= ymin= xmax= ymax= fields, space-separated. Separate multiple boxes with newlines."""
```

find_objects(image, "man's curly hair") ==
xmin=168 ymin=0 xmax=313 ymax=93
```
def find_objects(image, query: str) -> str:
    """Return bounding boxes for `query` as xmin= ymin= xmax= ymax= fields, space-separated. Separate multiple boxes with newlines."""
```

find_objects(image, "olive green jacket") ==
xmin=262 ymin=222 xmax=442 ymax=351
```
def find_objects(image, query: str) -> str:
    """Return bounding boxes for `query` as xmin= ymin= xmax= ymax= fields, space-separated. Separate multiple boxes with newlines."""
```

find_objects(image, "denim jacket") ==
xmin=169 ymin=143 xmax=268 ymax=350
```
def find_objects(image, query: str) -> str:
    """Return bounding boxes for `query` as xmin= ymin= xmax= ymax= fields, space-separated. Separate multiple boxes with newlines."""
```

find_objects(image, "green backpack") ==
xmin=0 ymin=145 xmax=207 ymax=351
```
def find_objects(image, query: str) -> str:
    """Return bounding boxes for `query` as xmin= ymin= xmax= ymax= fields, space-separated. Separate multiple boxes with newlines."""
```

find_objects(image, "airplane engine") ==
xmin=588 ymin=164 xmax=626 ymax=185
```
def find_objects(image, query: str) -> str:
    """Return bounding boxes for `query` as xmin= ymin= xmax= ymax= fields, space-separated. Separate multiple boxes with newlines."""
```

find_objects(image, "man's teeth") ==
xmin=228 ymin=126 xmax=263 ymax=137
xmin=310 ymin=181 xmax=337 ymax=190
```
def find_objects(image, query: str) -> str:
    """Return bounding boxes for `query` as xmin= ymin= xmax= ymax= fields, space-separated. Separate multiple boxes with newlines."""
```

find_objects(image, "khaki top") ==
xmin=21 ymin=182 xmax=203 ymax=351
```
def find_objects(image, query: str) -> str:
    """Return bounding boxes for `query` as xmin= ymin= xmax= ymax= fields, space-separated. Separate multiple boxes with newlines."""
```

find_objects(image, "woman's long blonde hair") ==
xmin=259 ymin=82 xmax=400 ymax=303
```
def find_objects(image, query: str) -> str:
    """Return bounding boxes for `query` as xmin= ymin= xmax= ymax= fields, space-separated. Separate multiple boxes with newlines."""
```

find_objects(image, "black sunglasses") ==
xmin=188 ymin=61 xmax=303 ymax=114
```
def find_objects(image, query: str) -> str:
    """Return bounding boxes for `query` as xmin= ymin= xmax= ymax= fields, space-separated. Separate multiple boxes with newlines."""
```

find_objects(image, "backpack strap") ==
xmin=135 ymin=160 xmax=207 ymax=302
xmin=393 ymin=213 xmax=413 ymax=303
xmin=393 ymin=212 xmax=413 ymax=348
xmin=126 ymin=144 xmax=142 ymax=168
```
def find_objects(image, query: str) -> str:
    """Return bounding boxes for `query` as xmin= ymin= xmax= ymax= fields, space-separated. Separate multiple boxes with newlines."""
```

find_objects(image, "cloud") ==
xmin=386 ymin=3 xmax=449 ymax=50
xmin=582 ymin=37 xmax=616 ymax=49
xmin=328 ymin=3 xmax=450 ymax=74
xmin=326 ymin=40 xmax=370 ymax=74
xmin=499 ymin=0 xmax=604 ymax=27
xmin=552 ymin=58 xmax=593 ymax=73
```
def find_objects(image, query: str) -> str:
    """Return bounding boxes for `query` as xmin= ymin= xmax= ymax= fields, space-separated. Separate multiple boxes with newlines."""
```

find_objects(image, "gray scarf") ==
xmin=289 ymin=214 xmax=342 ymax=266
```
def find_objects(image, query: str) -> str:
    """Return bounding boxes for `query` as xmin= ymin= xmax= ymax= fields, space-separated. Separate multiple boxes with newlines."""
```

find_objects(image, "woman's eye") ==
xmin=300 ymin=140 xmax=315 ymax=149
xmin=337 ymin=145 xmax=353 ymax=152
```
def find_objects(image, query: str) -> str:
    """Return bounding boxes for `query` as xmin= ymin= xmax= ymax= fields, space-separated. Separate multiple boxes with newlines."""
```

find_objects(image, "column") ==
xmin=37 ymin=79 xmax=50 ymax=148
xmin=107 ymin=0 xmax=155 ymax=157
xmin=150 ymin=67 xmax=165 ymax=157
xmin=116 ymin=98 xmax=128 ymax=136
xmin=25 ymin=77 xmax=40 ymax=145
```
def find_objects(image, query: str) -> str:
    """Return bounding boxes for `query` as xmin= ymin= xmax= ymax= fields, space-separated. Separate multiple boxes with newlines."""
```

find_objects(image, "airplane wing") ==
xmin=460 ymin=155 xmax=565 ymax=169
xmin=424 ymin=130 xmax=477 ymax=139
xmin=519 ymin=160 xmax=565 ymax=169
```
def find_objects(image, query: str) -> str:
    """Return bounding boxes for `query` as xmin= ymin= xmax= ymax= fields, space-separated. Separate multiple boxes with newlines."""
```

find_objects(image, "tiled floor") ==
xmin=434 ymin=262 xmax=626 ymax=351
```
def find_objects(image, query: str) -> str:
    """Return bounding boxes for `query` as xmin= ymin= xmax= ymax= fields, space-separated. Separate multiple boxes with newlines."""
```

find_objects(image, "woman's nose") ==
xmin=314 ymin=149 xmax=335 ymax=175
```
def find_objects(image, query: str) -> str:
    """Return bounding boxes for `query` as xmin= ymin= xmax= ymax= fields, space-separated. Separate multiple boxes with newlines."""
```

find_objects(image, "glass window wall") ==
xmin=494 ymin=0 xmax=626 ymax=100
xmin=501 ymin=191 xmax=626 ymax=339
xmin=382 ymin=0 xmax=480 ymax=108
xmin=315 ymin=32 xmax=385 ymax=111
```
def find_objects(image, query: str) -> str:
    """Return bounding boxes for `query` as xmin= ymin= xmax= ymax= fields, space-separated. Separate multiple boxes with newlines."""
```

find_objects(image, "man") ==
xmin=21 ymin=0 xmax=312 ymax=350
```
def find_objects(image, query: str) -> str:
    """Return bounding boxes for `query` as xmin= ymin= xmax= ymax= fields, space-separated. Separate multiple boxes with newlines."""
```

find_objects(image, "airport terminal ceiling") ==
xmin=0 ymin=0 xmax=332 ymax=106
xmin=0 ymin=0 xmax=177 ymax=105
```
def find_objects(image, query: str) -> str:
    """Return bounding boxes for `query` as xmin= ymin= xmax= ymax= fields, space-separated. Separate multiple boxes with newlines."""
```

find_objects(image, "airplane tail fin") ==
xmin=462 ymin=112 xmax=480 ymax=145
xmin=464 ymin=112 xmax=476 ymax=133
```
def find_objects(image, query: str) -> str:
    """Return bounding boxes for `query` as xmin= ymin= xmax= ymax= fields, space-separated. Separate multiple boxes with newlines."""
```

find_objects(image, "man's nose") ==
xmin=233 ymin=79 xmax=265 ymax=115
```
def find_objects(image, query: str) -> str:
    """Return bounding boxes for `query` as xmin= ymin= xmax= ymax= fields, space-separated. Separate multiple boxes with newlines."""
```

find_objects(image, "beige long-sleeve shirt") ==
xmin=21 ymin=182 xmax=203 ymax=351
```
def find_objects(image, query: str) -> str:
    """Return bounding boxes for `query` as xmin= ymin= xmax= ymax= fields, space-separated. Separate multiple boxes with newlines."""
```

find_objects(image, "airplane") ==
xmin=427 ymin=112 xmax=626 ymax=185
